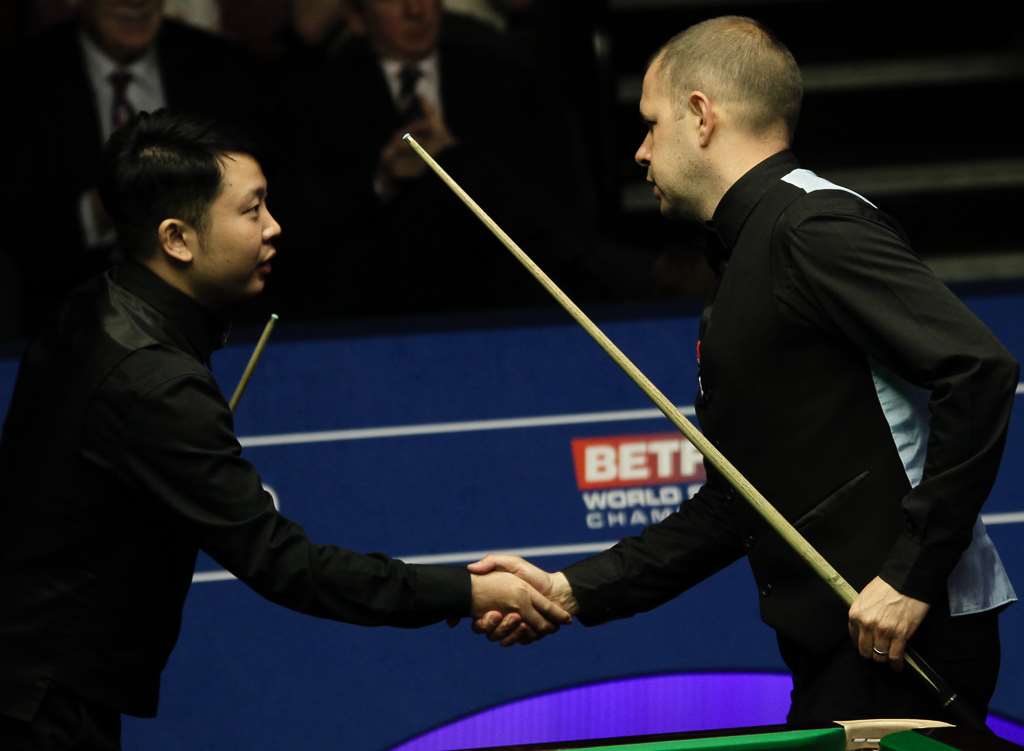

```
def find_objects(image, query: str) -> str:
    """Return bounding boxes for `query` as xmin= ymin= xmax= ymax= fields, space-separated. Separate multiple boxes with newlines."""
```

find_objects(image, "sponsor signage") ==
xmin=570 ymin=433 xmax=706 ymax=530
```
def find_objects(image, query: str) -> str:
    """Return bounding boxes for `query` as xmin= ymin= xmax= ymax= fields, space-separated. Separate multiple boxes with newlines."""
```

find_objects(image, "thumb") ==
xmin=467 ymin=555 xmax=497 ymax=574
xmin=530 ymin=586 xmax=572 ymax=626
xmin=419 ymin=95 xmax=439 ymax=122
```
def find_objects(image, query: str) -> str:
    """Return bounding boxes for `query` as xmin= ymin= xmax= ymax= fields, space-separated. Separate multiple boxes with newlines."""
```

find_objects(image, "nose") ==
xmin=635 ymin=132 xmax=651 ymax=169
xmin=263 ymin=206 xmax=282 ymax=242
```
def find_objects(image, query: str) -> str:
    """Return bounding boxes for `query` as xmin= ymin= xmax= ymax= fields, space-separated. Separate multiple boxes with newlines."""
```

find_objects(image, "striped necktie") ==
xmin=397 ymin=64 xmax=423 ymax=123
xmin=109 ymin=70 xmax=135 ymax=129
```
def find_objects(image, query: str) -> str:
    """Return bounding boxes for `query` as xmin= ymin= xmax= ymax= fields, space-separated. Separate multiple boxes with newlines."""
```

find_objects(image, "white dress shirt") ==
xmin=78 ymin=32 xmax=167 ymax=247
xmin=379 ymin=53 xmax=443 ymax=119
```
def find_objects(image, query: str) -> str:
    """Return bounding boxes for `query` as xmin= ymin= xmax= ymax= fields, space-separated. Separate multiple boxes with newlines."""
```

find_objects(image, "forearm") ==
xmin=563 ymin=484 xmax=745 ymax=625
xmin=201 ymin=509 xmax=471 ymax=627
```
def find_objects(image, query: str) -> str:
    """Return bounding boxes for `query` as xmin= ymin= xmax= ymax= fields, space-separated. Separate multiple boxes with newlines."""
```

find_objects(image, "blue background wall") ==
xmin=2 ymin=295 xmax=1021 ymax=749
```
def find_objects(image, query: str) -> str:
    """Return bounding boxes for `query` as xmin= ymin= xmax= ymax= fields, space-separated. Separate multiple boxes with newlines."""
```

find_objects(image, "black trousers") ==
xmin=0 ymin=683 xmax=121 ymax=751
xmin=780 ymin=606 xmax=1001 ymax=727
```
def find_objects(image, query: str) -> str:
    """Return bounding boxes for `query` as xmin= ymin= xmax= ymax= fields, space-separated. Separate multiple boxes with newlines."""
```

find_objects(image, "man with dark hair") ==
xmin=469 ymin=16 xmax=1017 ymax=725
xmin=0 ymin=110 xmax=569 ymax=750
xmin=6 ymin=0 xmax=268 ymax=334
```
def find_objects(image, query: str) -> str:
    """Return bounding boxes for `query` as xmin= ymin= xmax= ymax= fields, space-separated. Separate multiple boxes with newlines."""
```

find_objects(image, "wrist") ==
xmin=550 ymin=572 xmax=579 ymax=616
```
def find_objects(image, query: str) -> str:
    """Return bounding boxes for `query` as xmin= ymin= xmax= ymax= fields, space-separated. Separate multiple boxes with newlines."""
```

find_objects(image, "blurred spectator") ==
xmin=442 ymin=0 xmax=530 ymax=32
xmin=278 ymin=0 xmax=603 ymax=318
xmin=7 ymin=0 xmax=267 ymax=332
xmin=163 ymin=0 xmax=222 ymax=33
xmin=274 ymin=0 xmax=352 ymax=70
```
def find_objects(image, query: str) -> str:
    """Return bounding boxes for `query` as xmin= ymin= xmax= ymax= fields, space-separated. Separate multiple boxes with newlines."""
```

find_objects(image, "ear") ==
xmin=157 ymin=218 xmax=196 ymax=264
xmin=687 ymin=90 xmax=716 ymax=147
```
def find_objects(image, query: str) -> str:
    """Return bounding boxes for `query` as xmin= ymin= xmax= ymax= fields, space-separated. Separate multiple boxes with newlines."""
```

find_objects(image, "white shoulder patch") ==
xmin=781 ymin=168 xmax=877 ymax=209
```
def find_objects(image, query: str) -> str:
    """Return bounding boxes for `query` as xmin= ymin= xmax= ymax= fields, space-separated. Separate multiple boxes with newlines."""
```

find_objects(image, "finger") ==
xmin=501 ymin=623 xmax=537 ymax=648
xmin=381 ymin=135 xmax=405 ymax=159
xmin=888 ymin=634 xmax=908 ymax=669
xmin=529 ymin=587 xmax=571 ymax=626
xmin=517 ymin=597 xmax=560 ymax=635
xmin=488 ymin=613 xmax=522 ymax=642
xmin=856 ymin=623 xmax=874 ymax=660
xmin=466 ymin=556 xmax=496 ymax=574
xmin=871 ymin=639 xmax=892 ymax=664
xmin=470 ymin=554 xmax=517 ymax=574
xmin=471 ymin=611 xmax=503 ymax=634
xmin=418 ymin=95 xmax=444 ymax=126
xmin=404 ymin=118 xmax=434 ymax=137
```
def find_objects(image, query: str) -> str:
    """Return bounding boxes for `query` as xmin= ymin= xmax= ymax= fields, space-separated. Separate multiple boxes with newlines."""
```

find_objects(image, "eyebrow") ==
xmin=241 ymin=186 xmax=267 ymax=204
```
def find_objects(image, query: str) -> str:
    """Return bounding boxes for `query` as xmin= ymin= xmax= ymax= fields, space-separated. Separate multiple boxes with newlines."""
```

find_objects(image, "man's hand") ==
xmin=467 ymin=555 xmax=578 ymax=646
xmin=375 ymin=97 xmax=456 ymax=197
xmin=469 ymin=568 xmax=571 ymax=647
xmin=848 ymin=576 xmax=930 ymax=670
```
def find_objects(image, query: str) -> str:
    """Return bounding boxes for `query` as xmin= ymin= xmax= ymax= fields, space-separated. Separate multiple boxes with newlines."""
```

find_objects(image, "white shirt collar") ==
xmin=79 ymin=30 xmax=162 ymax=96
xmin=79 ymin=30 xmax=166 ymax=140
xmin=379 ymin=52 xmax=441 ymax=112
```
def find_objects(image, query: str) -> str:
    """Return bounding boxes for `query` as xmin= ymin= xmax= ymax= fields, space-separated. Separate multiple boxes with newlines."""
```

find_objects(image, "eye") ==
xmin=246 ymin=203 xmax=260 ymax=216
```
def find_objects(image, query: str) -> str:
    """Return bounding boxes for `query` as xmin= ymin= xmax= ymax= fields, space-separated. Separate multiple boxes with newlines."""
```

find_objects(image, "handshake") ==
xmin=463 ymin=555 xmax=578 ymax=646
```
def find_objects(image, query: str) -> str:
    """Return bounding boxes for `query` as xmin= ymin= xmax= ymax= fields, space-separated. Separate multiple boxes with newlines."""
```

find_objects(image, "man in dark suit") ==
xmin=0 ymin=109 xmax=569 ymax=750
xmin=8 ymin=0 xmax=266 ymax=332
xmin=280 ymin=0 xmax=599 ymax=317
xmin=466 ymin=16 xmax=1018 ymax=726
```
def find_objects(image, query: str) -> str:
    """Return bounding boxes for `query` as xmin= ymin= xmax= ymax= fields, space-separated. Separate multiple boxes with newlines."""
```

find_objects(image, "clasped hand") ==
xmin=376 ymin=97 xmax=456 ymax=197
xmin=848 ymin=576 xmax=930 ymax=670
xmin=462 ymin=555 xmax=577 ymax=647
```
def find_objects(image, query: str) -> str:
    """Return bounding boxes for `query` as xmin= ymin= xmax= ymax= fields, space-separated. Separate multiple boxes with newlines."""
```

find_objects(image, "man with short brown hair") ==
xmin=471 ymin=16 xmax=1017 ymax=726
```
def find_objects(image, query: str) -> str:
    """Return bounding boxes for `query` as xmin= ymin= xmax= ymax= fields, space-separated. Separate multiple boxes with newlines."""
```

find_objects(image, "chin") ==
xmin=661 ymin=200 xmax=700 ymax=224
xmin=250 ymin=276 xmax=269 ymax=296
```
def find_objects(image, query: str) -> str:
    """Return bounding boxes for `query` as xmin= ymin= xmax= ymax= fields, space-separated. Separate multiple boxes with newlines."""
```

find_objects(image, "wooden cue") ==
xmin=402 ymin=133 xmax=984 ymax=727
xmin=228 ymin=314 xmax=278 ymax=413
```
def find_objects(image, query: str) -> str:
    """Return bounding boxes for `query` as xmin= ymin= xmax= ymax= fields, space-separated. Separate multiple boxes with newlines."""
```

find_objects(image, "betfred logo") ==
xmin=571 ymin=433 xmax=706 ymax=490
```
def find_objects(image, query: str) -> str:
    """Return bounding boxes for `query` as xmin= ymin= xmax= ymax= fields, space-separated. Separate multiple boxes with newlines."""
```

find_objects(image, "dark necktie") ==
xmin=397 ymin=64 xmax=423 ymax=123
xmin=109 ymin=70 xmax=134 ymax=130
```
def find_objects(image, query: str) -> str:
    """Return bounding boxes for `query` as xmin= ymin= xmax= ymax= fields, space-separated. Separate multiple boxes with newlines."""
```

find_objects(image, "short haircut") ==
xmin=653 ymin=16 xmax=803 ymax=141
xmin=98 ymin=109 xmax=257 ymax=258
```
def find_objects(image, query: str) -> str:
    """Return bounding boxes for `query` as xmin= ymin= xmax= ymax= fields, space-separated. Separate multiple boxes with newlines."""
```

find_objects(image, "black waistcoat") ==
xmin=697 ymin=156 xmax=913 ymax=652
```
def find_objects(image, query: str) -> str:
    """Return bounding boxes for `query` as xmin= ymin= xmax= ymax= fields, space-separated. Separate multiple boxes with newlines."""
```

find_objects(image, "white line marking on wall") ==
xmin=238 ymin=407 xmax=695 ymax=448
xmin=198 ymin=385 xmax=1024 ymax=583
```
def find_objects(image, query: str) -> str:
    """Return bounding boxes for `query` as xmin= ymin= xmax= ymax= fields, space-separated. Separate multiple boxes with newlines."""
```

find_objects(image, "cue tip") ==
xmin=270 ymin=313 xmax=279 ymax=321
xmin=402 ymin=133 xmax=412 ymax=142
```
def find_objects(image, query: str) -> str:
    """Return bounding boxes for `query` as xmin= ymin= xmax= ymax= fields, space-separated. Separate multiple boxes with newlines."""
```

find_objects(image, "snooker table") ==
xmin=451 ymin=722 xmax=1024 ymax=750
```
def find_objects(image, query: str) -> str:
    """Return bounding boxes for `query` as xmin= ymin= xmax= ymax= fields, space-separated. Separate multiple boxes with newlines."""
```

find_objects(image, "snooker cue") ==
xmin=228 ymin=313 xmax=278 ymax=413
xmin=402 ymin=133 xmax=988 ymax=731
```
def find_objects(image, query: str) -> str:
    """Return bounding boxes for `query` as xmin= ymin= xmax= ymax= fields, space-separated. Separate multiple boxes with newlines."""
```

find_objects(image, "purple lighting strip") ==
xmin=390 ymin=672 xmax=1024 ymax=751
